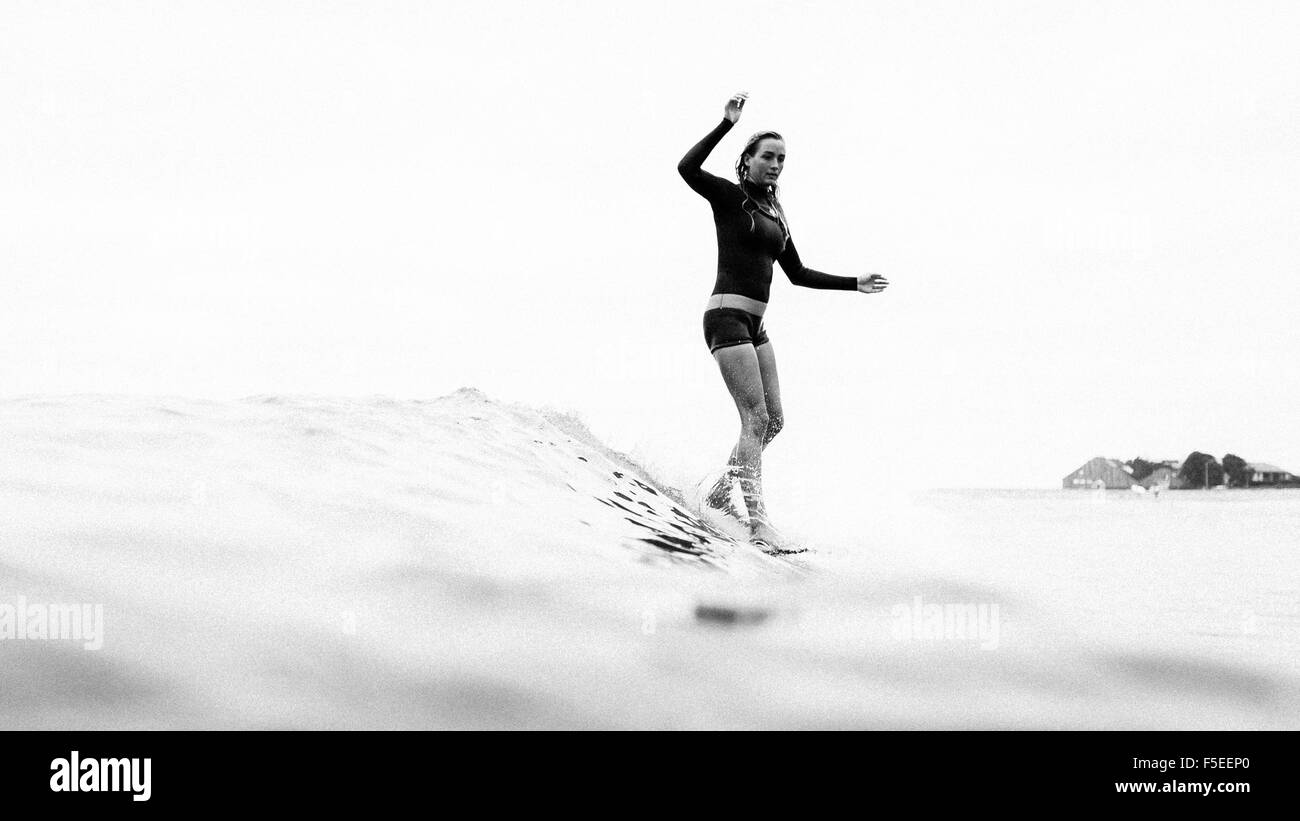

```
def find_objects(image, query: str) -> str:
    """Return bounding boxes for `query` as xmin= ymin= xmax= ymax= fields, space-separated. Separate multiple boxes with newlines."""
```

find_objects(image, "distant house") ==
xmin=1141 ymin=465 xmax=1178 ymax=489
xmin=1062 ymin=457 xmax=1138 ymax=490
xmin=1246 ymin=462 xmax=1296 ymax=486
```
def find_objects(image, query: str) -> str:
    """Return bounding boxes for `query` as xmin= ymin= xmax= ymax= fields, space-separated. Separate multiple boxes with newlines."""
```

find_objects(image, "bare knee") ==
xmin=765 ymin=413 xmax=784 ymax=442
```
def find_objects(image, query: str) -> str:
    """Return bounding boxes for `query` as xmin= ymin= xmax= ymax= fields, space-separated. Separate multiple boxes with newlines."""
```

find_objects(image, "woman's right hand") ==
xmin=724 ymin=92 xmax=748 ymax=123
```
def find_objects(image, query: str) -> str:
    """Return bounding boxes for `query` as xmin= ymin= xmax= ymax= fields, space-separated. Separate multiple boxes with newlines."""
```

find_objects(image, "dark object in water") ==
xmin=694 ymin=603 xmax=771 ymax=626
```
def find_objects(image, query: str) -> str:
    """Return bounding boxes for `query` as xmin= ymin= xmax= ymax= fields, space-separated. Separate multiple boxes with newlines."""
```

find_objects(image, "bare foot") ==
xmin=749 ymin=518 xmax=808 ymax=555
xmin=749 ymin=519 xmax=784 ymax=548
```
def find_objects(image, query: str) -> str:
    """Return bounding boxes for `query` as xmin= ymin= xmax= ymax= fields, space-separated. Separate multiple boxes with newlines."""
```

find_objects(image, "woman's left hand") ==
xmin=857 ymin=273 xmax=889 ymax=294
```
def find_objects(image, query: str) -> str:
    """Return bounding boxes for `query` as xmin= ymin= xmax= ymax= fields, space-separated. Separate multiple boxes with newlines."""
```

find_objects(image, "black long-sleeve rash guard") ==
xmin=678 ymin=118 xmax=858 ymax=303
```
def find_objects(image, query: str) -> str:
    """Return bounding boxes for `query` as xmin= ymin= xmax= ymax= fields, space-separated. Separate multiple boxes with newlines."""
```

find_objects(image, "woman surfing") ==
xmin=678 ymin=91 xmax=889 ymax=553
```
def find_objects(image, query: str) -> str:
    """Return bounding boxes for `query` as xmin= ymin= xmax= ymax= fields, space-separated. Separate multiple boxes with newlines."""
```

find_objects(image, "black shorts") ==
xmin=702 ymin=308 xmax=769 ymax=354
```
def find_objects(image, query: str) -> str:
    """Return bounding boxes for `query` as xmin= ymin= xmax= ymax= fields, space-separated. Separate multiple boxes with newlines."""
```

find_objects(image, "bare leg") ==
xmin=708 ymin=342 xmax=783 ymax=543
xmin=706 ymin=340 xmax=784 ymax=504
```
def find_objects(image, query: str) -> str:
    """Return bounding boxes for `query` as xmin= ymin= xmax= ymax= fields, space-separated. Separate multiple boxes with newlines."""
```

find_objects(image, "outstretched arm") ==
xmin=779 ymin=237 xmax=891 ymax=293
xmin=677 ymin=93 xmax=746 ymax=200
xmin=777 ymin=237 xmax=859 ymax=290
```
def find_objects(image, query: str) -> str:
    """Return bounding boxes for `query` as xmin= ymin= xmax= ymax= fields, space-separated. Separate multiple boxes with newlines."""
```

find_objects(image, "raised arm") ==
xmin=777 ymin=237 xmax=860 ymax=291
xmin=677 ymin=118 xmax=736 ymax=200
xmin=678 ymin=93 xmax=747 ymax=201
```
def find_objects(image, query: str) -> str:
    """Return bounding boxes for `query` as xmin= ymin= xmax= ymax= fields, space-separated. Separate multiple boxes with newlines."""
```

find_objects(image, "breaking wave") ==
xmin=0 ymin=389 xmax=1295 ymax=729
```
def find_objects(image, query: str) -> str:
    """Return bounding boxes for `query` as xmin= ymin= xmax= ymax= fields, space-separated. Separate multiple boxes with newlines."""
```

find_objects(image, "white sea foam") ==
xmin=0 ymin=390 xmax=1295 ymax=729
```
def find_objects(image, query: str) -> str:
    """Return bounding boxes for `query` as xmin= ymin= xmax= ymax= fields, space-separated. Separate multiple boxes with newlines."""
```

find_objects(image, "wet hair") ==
xmin=734 ymin=131 xmax=790 ymax=243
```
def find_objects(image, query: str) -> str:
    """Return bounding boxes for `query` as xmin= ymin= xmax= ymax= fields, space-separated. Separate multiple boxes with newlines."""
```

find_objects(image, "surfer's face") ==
xmin=744 ymin=138 xmax=785 ymax=185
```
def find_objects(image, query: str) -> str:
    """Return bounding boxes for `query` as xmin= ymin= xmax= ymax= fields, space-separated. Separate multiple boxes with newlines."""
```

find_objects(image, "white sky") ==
xmin=3 ymin=0 xmax=1298 ymax=488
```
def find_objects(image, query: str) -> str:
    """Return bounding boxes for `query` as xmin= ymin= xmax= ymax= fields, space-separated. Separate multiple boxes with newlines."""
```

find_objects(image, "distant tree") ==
xmin=1222 ymin=454 xmax=1251 ymax=488
xmin=1178 ymin=452 xmax=1224 ymax=489
xmin=1125 ymin=458 xmax=1162 ymax=482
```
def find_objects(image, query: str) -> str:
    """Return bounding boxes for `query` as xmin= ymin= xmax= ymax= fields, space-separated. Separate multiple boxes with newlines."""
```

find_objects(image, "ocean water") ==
xmin=1 ymin=389 xmax=1296 ymax=729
